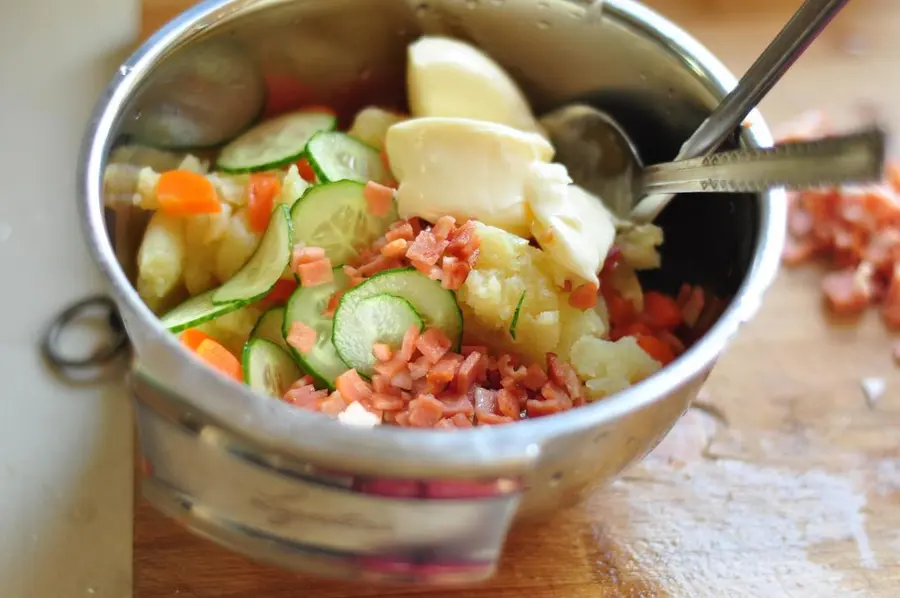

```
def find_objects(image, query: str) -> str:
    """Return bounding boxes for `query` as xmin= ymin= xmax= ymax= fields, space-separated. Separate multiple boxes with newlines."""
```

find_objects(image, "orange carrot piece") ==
xmin=363 ymin=181 xmax=395 ymax=217
xmin=247 ymin=172 xmax=282 ymax=233
xmin=156 ymin=170 xmax=221 ymax=216
xmin=180 ymin=328 xmax=214 ymax=352
xmin=194 ymin=339 xmax=243 ymax=381
xmin=296 ymin=259 xmax=334 ymax=287
xmin=635 ymin=334 xmax=676 ymax=365
xmin=568 ymin=283 xmax=599 ymax=310
xmin=286 ymin=322 xmax=317 ymax=354
xmin=642 ymin=291 xmax=683 ymax=331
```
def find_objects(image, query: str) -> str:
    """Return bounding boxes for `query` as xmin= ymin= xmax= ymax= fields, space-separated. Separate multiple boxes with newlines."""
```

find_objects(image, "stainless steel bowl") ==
xmin=79 ymin=0 xmax=786 ymax=585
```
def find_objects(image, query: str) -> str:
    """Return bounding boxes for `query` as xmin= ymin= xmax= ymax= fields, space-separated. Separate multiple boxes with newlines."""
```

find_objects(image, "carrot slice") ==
xmin=569 ymin=283 xmax=599 ymax=310
xmin=363 ymin=181 xmax=395 ymax=217
xmin=180 ymin=328 xmax=214 ymax=352
xmin=194 ymin=339 xmax=243 ymax=381
xmin=247 ymin=173 xmax=282 ymax=233
xmin=635 ymin=334 xmax=676 ymax=365
xmin=156 ymin=170 xmax=221 ymax=216
xmin=642 ymin=291 xmax=683 ymax=331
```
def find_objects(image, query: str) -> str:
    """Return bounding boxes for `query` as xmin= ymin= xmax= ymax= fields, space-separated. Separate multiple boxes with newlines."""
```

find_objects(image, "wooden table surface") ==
xmin=136 ymin=1 xmax=900 ymax=596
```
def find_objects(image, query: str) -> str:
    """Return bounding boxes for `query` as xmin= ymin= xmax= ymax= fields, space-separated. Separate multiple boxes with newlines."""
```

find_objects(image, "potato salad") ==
xmin=103 ymin=36 xmax=708 ymax=429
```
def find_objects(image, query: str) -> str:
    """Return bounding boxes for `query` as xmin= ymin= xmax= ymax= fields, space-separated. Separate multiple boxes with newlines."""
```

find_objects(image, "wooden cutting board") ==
xmin=135 ymin=1 xmax=900 ymax=596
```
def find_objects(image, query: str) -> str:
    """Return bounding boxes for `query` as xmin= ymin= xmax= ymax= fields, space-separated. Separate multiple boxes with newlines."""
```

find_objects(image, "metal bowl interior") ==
xmin=81 ymin=0 xmax=785 ymax=493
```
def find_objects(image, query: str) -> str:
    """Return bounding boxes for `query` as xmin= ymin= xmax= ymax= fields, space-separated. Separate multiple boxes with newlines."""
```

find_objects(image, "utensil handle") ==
xmin=640 ymin=128 xmax=886 ymax=195
xmin=677 ymin=0 xmax=849 ymax=160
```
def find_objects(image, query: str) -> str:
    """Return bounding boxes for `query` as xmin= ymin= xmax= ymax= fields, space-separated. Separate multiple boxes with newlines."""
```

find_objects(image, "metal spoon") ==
xmin=634 ymin=127 xmax=885 ymax=196
xmin=540 ymin=0 xmax=850 ymax=221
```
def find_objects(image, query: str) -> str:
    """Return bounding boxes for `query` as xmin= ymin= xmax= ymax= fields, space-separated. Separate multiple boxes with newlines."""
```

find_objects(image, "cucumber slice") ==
xmin=283 ymin=267 xmax=351 ymax=389
xmin=290 ymin=180 xmax=396 ymax=266
xmin=305 ymin=131 xmax=391 ymax=185
xmin=334 ymin=268 xmax=463 ymax=353
xmin=509 ymin=291 xmax=526 ymax=340
xmin=242 ymin=338 xmax=303 ymax=398
xmin=251 ymin=307 xmax=289 ymax=351
xmin=213 ymin=204 xmax=292 ymax=305
xmin=216 ymin=110 xmax=337 ymax=173
xmin=160 ymin=289 xmax=242 ymax=333
xmin=333 ymin=294 xmax=424 ymax=377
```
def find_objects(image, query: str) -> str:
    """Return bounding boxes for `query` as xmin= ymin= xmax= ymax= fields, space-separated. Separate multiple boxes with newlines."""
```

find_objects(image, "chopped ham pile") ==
xmin=283 ymin=325 xmax=587 ymax=427
xmin=325 ymin=215 xmax=481 ymax=316
xmin=779 ymin=113 xmax=900 ymax=362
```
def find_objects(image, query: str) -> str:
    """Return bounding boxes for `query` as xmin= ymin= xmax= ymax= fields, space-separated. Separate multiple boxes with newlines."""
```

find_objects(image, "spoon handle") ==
xmin=639 ymin=128 xmax=886 ymax=195
xmin=677 ymin=0 xmax=850 ymax=160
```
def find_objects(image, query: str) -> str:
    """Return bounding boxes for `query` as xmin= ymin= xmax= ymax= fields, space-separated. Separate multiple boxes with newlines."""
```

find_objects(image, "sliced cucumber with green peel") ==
xmin=290 ymin=180 xmax=396 ymax=266
xmin=305 ymin=131 xmax=391 ymax=184
xmin=160 ymin=289 xmax=242 ymax=333
xmin=334 ymin=268 xmax=463 ymax=356
xmin=213 ymin=204 xmax=292 ymax=306
xmin=216 ymin=110 xmax=337 ymax=173
xmin=251 ymin=307 xmax=289 ymax=351
xmin=333 ymin=294 xmax=424 ymax=377
xmin=243 ymin=338 xmax=303 ymax=398
xmin=283 ymin=267 xmax=351 ymax=389
xmin=510 ymin=291 xmax=526 ymax=340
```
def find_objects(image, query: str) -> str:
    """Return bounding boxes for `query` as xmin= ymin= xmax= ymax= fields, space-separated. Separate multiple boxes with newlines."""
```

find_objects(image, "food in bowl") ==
xmin=103 ymin=36 xmax=713 ymax=428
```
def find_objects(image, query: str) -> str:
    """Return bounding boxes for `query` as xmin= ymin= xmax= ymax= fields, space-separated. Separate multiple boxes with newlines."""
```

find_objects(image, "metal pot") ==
xmin=77 ymin=0 xmax=785 ymax=586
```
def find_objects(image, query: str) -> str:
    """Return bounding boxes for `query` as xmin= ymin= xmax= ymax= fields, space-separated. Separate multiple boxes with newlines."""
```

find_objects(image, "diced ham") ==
xmin=371 ymin=393 xmax=405 ymax=411
xmin=407 ymin=394 xmax=445 ymax=427
xmin=523 ymin=363 xmax=548 ymax=391
xmin=882 ymin=264 xmax=900 ymax=328
xmin=432 ymin=215 xmax=457 ymax=241
xmin=296 ymin=258 xmax=334 ymax=287
xmin=496 ymin=389 xmax=521 ymax=420
xmin=372 ymin=343 xmax=393 ymax=362
xmin=373 ymin=358 xmax=408 ymax=379
xmin=416 ymin=327 xmax=452 ymax=364
xmin=381 ymin=238 xmax=408 ymax=258
xmin=358 ymin=255 xmax=402 ymax=277
xmin=335 ymin=369 xmax=373 ymax=403
xmin=456 ymin=351 xmax=486 ymax=392
xmin=397 ymin=325 xmax=420 ymax=362
xmin=547 ymin=353 xmax=584 ymax=402
xmin=292 ymin=245 xmax=326 ymax=268
xmin=822 ymin=268 xmax=871 ymax=315
xmin=319 ymin=391 xmax=349 ymax=416
xmin=406 ymin=231 xmax=448 ymax=266
xmin=476 ymin=411 xmax=515 ymax=425
xmin=390 ymin=370 xmax=413 ymax=390
xmin=450 ymin=413 xmax=473 ymax=427
xmin=408 ymin=355 xmax=431 ymax=380
xmin=441 ymin=256 xmax=470 ymax=290
xmin=441 ymin=393 xmax=475 ymax=417
xmin=363 ymin=181 xmax=396 ymax=217
xmin=427 ymin=355 xmax=462 ymax=388
xmin=286 ymin=322 xmax=317 ymax=353
xmin=461 ymin=345 xmax=488 ymax=356
xmin=525 ymin=398 xmax=565 ymax=418
xmin=386 ymin=222 xmax=415 ymax=242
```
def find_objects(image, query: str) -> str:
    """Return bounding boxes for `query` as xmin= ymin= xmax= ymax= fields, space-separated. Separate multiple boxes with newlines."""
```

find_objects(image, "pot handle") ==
xmin=41 ymin=294 xmax=131 ymax=380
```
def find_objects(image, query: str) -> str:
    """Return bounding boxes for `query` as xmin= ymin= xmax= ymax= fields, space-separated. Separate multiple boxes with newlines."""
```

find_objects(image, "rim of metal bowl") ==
xmin=78 ymin=0 xmax=786 ymax=475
